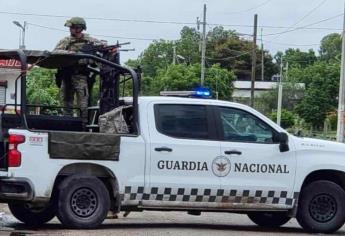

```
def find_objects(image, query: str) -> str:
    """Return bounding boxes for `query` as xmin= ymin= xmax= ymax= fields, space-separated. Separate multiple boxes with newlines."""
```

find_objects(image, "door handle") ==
xmin=224 ymin=150 xmax=242 ymax=155
xmin=155 ymin=147 xmax=173 ymax=152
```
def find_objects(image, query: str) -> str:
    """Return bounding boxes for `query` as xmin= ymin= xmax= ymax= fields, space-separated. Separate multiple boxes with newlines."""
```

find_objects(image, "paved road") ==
xmin=0 ymin=206 xmax=345 ymax=235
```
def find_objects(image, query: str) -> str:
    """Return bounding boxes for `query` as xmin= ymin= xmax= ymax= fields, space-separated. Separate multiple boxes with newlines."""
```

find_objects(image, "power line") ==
xmin=9 ymin=12 xmax=343 ymax=48
xmin=206 ymin=51 xmax=251 ymax=61
xmin=208 ymin=23 xmax=341 ymax=31
xmin=271 ymin=0 xmax=327 ymax=40
xmin=28 ymin=22 xmax=323 ymax=50
xmin=0 ymin=11 xmax=342 ymax=32
xmin=0 ymin=11 xmax=196 ymax=25
xmin=259 ymin=39 xmax=320 ymax=47
xmin=288 ymin=0 xmax=327 ymax=28
xmin=224 ymin=0 xmax=273 ymax=14
xmin=262 ymin=13 xmax=343 ymax=36
xmin=28 ymin=23 xmax=160 ymax=41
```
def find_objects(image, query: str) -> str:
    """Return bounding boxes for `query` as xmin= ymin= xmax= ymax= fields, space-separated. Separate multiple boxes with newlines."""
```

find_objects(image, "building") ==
xmin=0 ymin=58 xmax=22 ymax=112
xmin=232 ymin=80 xmax=305 ymax=105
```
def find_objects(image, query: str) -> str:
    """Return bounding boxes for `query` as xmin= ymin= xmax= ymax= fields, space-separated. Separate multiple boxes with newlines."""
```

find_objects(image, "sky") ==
xmin=0 ymin=0 xmax=344 ymax=63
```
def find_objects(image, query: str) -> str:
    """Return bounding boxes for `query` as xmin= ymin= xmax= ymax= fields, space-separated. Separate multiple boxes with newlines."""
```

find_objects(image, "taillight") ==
xmin=8 ymin=134 xmax=25 ymax=167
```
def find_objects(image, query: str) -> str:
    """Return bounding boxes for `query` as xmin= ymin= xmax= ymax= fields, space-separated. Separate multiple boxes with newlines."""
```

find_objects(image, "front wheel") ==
xmin=8 ymin=202 xmax=56 ymax=226
xmin=297 ymin=180 xmax=345 ymax=233
xmin=56 ymin=175 xmax=110 ymax=229
xmin=247 ymin=212 xmax=291 ymax=227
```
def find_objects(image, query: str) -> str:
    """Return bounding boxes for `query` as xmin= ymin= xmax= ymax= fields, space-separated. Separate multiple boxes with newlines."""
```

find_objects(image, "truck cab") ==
xmin=0 ymin=49 xmax=345 ymax=234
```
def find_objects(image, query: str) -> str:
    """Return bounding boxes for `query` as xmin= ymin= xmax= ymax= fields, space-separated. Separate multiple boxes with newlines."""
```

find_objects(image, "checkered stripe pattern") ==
xmin=121 ymin=186 xmax=299 ymax=206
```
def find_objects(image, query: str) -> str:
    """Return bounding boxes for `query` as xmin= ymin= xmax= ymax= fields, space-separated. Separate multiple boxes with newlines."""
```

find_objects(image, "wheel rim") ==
xmin=71 ymin=187 xmax=98 ymax=218
xmin=309 ymin=194 xmax=337 ymax=223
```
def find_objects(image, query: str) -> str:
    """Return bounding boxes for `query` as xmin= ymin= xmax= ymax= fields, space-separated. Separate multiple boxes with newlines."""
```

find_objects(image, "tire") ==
xmin=56 ymin=175 xmax=110 ymax=229
xmin=8 ymin=202 xmax=56 ymax=226
xmin=247 ymin=212 xmax=291 ymax=227
xmin=297 ymin=180 xmax=345 ymax=233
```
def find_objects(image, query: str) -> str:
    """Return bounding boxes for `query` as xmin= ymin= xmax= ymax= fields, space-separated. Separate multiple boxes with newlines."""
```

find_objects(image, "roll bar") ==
xmin=0 ymin=49 xmax=140 ymax=132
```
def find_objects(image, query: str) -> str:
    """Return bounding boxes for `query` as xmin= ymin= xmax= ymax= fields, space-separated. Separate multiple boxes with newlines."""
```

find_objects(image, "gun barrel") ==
xmin=119 ymin=42 xmax=131 ymax=46
xmin=119 ymin=49 xmax=135 ymax=52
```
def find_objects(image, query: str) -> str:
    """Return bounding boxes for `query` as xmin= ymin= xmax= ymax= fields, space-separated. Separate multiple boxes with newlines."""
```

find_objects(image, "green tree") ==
xmin=207 ymin=26 xmax=278 ymax=80
xmin=128 ymin=26 xmax=278 ymax=89
xmin=275 ymin=49 xmax=317 ymax=68
xmin=270 ymin=109 xmax=296 ymax=129
xmin=176 ymin=27 xmax=201 ymax=65
xmin=136 ymin=39 xmax=175 ymax=78
xmin=154 ymin=63 xmax=235 ymax=100
xmin=27 ymin=68 xmax=60 ymax=106
xmin=319 ymin=33 xmax=341 ymax=63
xmin=293 ymin=62 xmax=340 ymax=128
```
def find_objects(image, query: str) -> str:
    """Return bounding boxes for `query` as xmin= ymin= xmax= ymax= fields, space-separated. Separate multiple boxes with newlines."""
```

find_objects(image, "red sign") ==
xmin=0 ymin=59 xmax=21 ymax=68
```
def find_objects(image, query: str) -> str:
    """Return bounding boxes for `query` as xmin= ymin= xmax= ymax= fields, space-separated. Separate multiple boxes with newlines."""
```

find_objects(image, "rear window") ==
xmin=154 ymin=104 xmax=210 ymax=140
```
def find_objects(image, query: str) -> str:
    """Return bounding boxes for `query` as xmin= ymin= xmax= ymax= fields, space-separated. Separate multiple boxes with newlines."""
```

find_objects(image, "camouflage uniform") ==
xmin=54 ymin=34 xmax=101 ymax=122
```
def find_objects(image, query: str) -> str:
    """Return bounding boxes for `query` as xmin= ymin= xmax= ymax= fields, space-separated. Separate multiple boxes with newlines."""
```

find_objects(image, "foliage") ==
xmin=153 ymin=63 xmax=235 ymax=100
xmin=275 ymin=49 xmax=317 ymax=68
xmin=134 ymin=39 xmax=175 ymax=78
xmin=327 ymin=112 xmax=337 ymax=131
xmin=270 ymin=109 xmax=296 ymax=129
xmin=206 ymin=26 xmax=278 ymax=80
xmin=130 ymin=26 xmax=278 ymax=86
xmin=293 ymin=62 xmax=340 ymax=128
xmin=255 ymin=82 xmax=305 ymax=116
xmin=132 ymin=27 xmax=201 ymax=79
xmin=26 ymin=68 xmax=60 ymax=106
xmin=319 ymin=33 xmax=341 ymax=63
xmin=90 ymin=77 xmax=100 ymax=106
xmin=176 ymin=27 xmax=201 ymax=65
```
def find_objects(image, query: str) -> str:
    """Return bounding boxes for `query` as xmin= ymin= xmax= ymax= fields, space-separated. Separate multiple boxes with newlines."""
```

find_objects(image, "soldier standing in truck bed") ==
xmin=54 ymin=17 xmax=103 ymax=123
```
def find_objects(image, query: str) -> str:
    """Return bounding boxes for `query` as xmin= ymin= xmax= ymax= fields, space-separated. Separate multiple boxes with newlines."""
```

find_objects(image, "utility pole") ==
xmin=250 ymin=14 xmax=258 ymax=107
xmin=336 ymin=3 xmax=345 ymax=142
xmin=200 ymin=4 xmax=207 ymax=86
xmin=285 ymin=61 xmax=289 ymax=80
xmin=277 ymin=57 xmax=283 ymax=126
xmin=261 ymin=28 xmax=264 ymax=81
xmin=173 ymin=46 xmax=176 ymax=65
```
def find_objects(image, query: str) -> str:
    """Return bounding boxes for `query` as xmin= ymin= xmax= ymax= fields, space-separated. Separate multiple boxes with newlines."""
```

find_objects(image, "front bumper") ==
xmin=0 ymin=177 xmax=34 ymax=201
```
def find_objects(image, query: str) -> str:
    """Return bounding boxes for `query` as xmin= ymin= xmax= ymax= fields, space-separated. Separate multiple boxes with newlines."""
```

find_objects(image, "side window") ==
xmin=219 ymin=107 xmax=275 ymax=144
xmin=155 ymin=104 xmax=210 ymax=139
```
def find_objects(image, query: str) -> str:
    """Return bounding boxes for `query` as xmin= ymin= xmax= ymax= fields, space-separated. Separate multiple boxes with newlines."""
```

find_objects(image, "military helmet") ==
xmin=64 ymin=17 xmax=87 ymax=30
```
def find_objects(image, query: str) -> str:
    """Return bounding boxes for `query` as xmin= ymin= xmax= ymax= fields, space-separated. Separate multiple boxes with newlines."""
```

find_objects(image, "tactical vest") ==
xmin=56 ymin=34 xmax=99 ymax=52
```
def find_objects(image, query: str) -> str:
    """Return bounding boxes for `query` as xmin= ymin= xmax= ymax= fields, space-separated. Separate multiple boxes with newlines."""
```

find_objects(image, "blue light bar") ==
xmin=192 ymin=87 xmax=211 ymax=98
xmin=159 ymin=87 xmax=212 ymax=99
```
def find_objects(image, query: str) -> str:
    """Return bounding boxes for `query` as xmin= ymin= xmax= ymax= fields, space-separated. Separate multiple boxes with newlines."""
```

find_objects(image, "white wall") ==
xmin=0 ymin=69 xmax=21 ymax=112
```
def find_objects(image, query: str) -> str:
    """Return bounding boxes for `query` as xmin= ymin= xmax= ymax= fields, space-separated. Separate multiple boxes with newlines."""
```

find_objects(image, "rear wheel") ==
xmin=297 ymin=180 xmax=345 ymax=233
xmin=56 ymin=175 xmax=110 ymax=229
xmin=247 ymin=212 xmax=290 ymax=227
xmin=8 ymin=202 xmax=56 ymax=226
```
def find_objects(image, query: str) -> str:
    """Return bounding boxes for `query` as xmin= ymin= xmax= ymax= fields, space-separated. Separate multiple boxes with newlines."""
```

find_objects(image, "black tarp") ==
xmin=48 ymin=131 xmax=120 ymax=161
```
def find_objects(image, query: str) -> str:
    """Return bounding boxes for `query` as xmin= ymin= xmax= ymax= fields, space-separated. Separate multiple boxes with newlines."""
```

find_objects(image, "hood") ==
xmin=292 ymin=136 xmax=345 ymax=153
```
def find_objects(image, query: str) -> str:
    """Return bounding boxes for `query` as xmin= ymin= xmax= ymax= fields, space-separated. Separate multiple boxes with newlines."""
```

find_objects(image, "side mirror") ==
xmin=278 ymin=132 xmax=289 ymax=152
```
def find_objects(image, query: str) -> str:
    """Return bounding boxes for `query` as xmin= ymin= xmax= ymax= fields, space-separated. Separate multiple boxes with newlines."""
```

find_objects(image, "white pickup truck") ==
xmin=1 ymin=50 xmax=345 ymax=234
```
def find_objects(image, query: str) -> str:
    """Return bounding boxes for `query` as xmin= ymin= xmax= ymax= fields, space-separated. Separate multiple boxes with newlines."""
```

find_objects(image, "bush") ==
xmin=270 ymin=109 xmax=296 ymax=129
xmin=327 ymin=112 xmax=337 ymax=130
